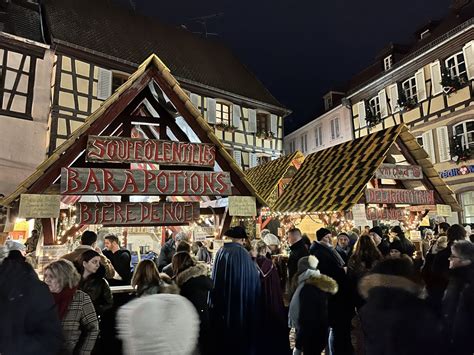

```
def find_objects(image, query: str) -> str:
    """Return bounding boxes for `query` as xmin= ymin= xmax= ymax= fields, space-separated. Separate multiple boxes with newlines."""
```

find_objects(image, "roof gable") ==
xmin=0 ymin=54 xmax=264 ymax=207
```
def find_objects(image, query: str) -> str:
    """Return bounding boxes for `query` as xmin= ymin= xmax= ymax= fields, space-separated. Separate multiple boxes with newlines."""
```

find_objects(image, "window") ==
xmin=257 ymin=155 xmax=271 ymax=165
xmin=416 ymin=136 xmax=424 ymax=147
xmin=324 ymin=96 xmax=332 ymax=111
xmin=445 ymin=52 xmax=467 ymax=80
xmin=112 ymin=72 xmax=128 ymax=92
xmin=330 ymin=118 xmax=340 ymax=139
xmin=289 ymin=139 xmax=296 ymax=153
xmin=384 ymin=55 xmax=393 ymax=71
xmin=402 ymin=76 xmax=418 ymax=102
xmin=461 ymin=191 xmax=474 ymax=224
xmin=315 ymin=126 xmax=323 ymax=147
xmin=300 ymin=134 xmax=307 ymax=153
xmin=453 ymin=120 xmax=474 ymax=150
xmin=368 ymin=96 xmax=381 ymax=116
xmin=257 ymin=112 xmax=270 ymax=132
xmin=216 ymin=102 xmax=231 ymax=125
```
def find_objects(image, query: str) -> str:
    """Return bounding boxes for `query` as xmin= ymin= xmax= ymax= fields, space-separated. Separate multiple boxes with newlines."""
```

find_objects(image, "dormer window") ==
xmin=420 ymin=29 xmax=430 ymax=40
xmin=384 ymin=55 xmax=393 ymax=71
xmin=324 ymin=96 xmax=332 ymax=111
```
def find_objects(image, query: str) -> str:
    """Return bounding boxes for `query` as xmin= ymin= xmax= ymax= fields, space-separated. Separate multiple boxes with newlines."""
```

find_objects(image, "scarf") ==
xmin=53 ymin=287 xmax=77 ymax=320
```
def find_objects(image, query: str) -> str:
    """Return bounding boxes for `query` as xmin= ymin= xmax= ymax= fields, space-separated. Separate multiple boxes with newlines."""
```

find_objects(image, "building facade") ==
xmin=346 ymin=2 xmax=474 ymax=223
xmin=0 ymin=0 xmax=288 ymax=196
xmin=284 ymin=103 xmax=353 ymax=155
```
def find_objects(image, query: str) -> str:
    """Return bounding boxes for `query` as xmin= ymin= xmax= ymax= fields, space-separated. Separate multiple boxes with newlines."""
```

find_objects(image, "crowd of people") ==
xmin=0 ymin=221 xmax=473 ymax=355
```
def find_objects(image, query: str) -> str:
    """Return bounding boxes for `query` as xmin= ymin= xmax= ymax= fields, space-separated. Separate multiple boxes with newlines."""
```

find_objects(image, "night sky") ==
xmin=117 ymin=0 xmax=451 ymax=133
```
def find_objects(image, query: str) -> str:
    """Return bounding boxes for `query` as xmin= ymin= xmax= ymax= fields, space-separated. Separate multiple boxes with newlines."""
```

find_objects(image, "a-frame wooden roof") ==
xmin=0 ymin=54 xmax=265 ymax=207
xmin=273 ymin=124 xmax=460 ymax=213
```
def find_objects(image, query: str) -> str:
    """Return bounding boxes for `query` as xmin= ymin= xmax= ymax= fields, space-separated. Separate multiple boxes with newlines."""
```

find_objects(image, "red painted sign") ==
xmin=366 ymin=207 xmax=406 ymax=221
xmin=76 ymin=202 xmax=200 ymax=225
xmin=365 ymin=188 xmax=435 ymax=205
xmin=60 ymin=168 xmax=232 ymax=196
xmin=86 ymin=136 xmax=216 ymax=167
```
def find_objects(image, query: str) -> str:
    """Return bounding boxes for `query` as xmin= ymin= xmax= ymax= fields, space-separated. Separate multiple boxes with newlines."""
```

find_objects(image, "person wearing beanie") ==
xmin=209 ymin=226 xmax=261 ymax=355
xmin=117 ymin=294 xmax=200 ymax=355
xmin=389 ymin=240 xmax=404 ymax=259
xmin=289 ymin=255 xmax=338 ymax=355
xmin=358 ymin=258 xmax=442 ymax=355
xmin=369 ymin=226 xmax=390 ymax=257
xmin=287 ymin=228 xmax=309 ymax=282
xmin=389 ymin=226 xmax=415 ymax=258
xmin=309 ymin=228 xmax=353 ymax=354
xmin=335 ymin=233 xmax=352 ymax=264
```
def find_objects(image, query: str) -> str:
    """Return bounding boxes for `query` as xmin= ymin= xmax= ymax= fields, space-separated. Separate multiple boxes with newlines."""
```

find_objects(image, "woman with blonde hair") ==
xmin=44 ymin=259 xmax=98 ymax=355
xmin=132 ymin=259 xmax=178 ymax=297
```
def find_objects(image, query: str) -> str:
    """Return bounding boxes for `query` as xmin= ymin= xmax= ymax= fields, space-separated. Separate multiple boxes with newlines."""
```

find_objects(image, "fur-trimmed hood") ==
xmin=305 ymin=274 xmax=338 ymax=295
xmin=175 ymin=262 xmax=209 ymax=287
xmin=358 ymin=273 xmax=422 ymax=299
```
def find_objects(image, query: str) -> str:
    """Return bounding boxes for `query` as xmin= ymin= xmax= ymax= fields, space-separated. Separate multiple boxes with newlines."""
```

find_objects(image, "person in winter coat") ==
xmin=44 ymin=259 xmax=99 ymax=355
xmin=195 ymin=241 xmax=212 ymax=263
xmin=251 ymin=240 xmax=290 ymax=355
xmin=369 ymin=226 xmax=390 ymax=257
xmin=335 ymin=232 xmax=352 ymax=265
xmin=132 ymin=259 xmax=179 ymax=297
xmin=157 ymin=232 xmax=190 ymax=271
xmin=358 ymin=258 xmax=442 ymax=355
xmin=389 ymin=226 xmax=415 ymax=257
xmin=425 ymin=224 xmax=466 ymax=310
xmin=103 ymin=234 xmax=132 ymax=286
xmin=0 ymin=251 xmax=62 ymax=355
xmin=76 ymin=250 xmax=113 ymax=317
xmin=173 ymin=252 xmax=213 ymax=355
xmin=310 ymin=228 xmax=353 ymax=355
xmin=442 ymin=240 xmax=474 ymax=355
xmin=287 ymin=228 xmax=310 ymax=281
xmin=289 ymin=255 xmax=338 ymax=355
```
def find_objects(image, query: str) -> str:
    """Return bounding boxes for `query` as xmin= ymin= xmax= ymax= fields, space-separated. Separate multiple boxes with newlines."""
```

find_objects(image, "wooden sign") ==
xmin=76 ymin=202 xmax=200 ymax=225
xmin=351 ymin=204 xmax=371 ymax=227
xmin=86 ymin=136 xmax=216 ymax=167
xmin=228 ymin=196 xmax=257 ymax=216
xmin=365 ymin=189 xmax=435 ymax=205
xmin=366 ymin=207 xmax=405 ymax=221
xmin=18 ymin=194 xmax=61 ymax=218
xmin=408 ymin=205 xmax=436 ymax=212
xmin=60 ymin=168 xmax=232 ymax=196
xmin=375 ymin=164 xmax=423 ymax=180
xmin=436 ymin=204 xmax=452 ymax=217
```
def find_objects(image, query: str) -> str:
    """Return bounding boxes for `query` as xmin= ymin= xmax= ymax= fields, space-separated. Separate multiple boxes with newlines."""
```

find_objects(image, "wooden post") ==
xmin=41 ymin=218 xmax=55 ymax=245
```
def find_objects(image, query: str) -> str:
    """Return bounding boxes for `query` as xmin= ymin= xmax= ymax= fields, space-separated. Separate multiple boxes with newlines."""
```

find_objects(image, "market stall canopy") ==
xmin=273 ymin=124 xmax=460 ymax=213
xmin=0 ymin=54 xmax=265 ymax=208
xmin=245 ymin=151 xmax=304 ymax=207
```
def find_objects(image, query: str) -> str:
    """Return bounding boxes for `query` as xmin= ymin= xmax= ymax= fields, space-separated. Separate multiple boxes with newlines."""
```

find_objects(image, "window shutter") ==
xmin=378 ymin=89 xmax=388 ymax=117
xmin=97 ymin=68 xmax=112 ymax=100
xmin=190 ymin=93 xmax=200 ymax=108
xmin=232 ymin=104 xmax=241 ymax=129
xmin=422 ymin=130 xmax=436 ymax=163
xmin=387 ymin=84 xmax=399 ymax=113
xmin=358 ymin=101 xmax=366 ymax=127
xmin=249 ymin=152 xmax=258 ymax=168
xmin=270 ymin=114 xmax=278 ymax=136
xmin=207 ymin=98 xmax=216 ymax=124
xmin=335 ymin=118 xmax=340 ymax=137
xmin=462 ymin=40 xmax=474 ymax=80
xmin=232 ymin=150 xmax=242 ymax=167
xmin=436 ymin=126 xmax=451 ymax=162
xmin=430 ymin=61 xmax=443 ymax=96
xmin=331 ymin=120 xmax=336 ymax=139
xmin=415 ymin=68 xmax=427 ymax=101
xmin=248 ymin=109 xmax=257 ymax=132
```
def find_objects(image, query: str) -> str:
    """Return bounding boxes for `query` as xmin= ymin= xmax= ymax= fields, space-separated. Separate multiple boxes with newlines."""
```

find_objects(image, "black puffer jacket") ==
xmin=0 ymin=257 xmax=62 ymax=355
xmin=359 ymin=273 xmax=443 ymax=355
xmin=176 ymin=263 xmax=213 ymax=355
xmin=79 ymin=265 xmax=113 ymax=316
xmin=103 ymin=249 xmax=132 ymax=286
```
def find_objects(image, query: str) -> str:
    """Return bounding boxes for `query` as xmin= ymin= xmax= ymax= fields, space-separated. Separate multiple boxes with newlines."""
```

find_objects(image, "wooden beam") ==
xmin=41 ymin=218 xmax=55 ymax=245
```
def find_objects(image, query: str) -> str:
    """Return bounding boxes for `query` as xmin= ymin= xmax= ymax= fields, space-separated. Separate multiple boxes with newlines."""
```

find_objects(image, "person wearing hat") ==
xmin=309 ymin=228 xmax=353 ymax=354
xmin=389 ymin=239 xmax=404 ymax=259
xmin=358 ymin=258 xmax=442 ymax=355
xmin=335 ymin=233 xmax=352 ymax=264
xmin=208 ymin=226 xmax=261 ymax=355
xmin=289 ymin=255 xmax=338 ymax=355
xmin=389 ymin=226 xmax=415 ymax=258
xmin=369 ymin=226 xmax=390 ymax=257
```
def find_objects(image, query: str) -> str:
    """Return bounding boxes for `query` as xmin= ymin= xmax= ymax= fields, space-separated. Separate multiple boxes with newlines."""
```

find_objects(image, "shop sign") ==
xmin=193 ymin=226 xmax=215 ymax=242
xmin=228 ymin=196 xmax=257 ymax=216
xmin=375 ymin=164 xmax=423 ymax=180
xmin=436 ymin=204 xmax=452 ymax=217
xmin=439 ymin=165 xmax=474 ymax=179
xmin=76 ymin=202 xmax=199 ymax=225
xmin=86 ymin=136 xmax=216 ymax=168
xmin=351 ymin=204 xmax=371 ymax=227
xmin=18 ymin=194 xmax=61 ymax=218
xmin=365 ymin=189 xmax=434 ymax=205
xmin=60 ymin=168 xmax=231 ymax=196
xmin=365 ymin=207 xmax=405 ymax=221
xmin=408 ymin=205 xmax=436 ymax=212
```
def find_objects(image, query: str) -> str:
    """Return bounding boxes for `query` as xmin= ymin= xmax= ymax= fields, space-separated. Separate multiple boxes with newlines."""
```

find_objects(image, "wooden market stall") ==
xmin=271 ymin=124 xmax=461 ymax=241
xmin=0 ymin=54 xmax=265 ymax=252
